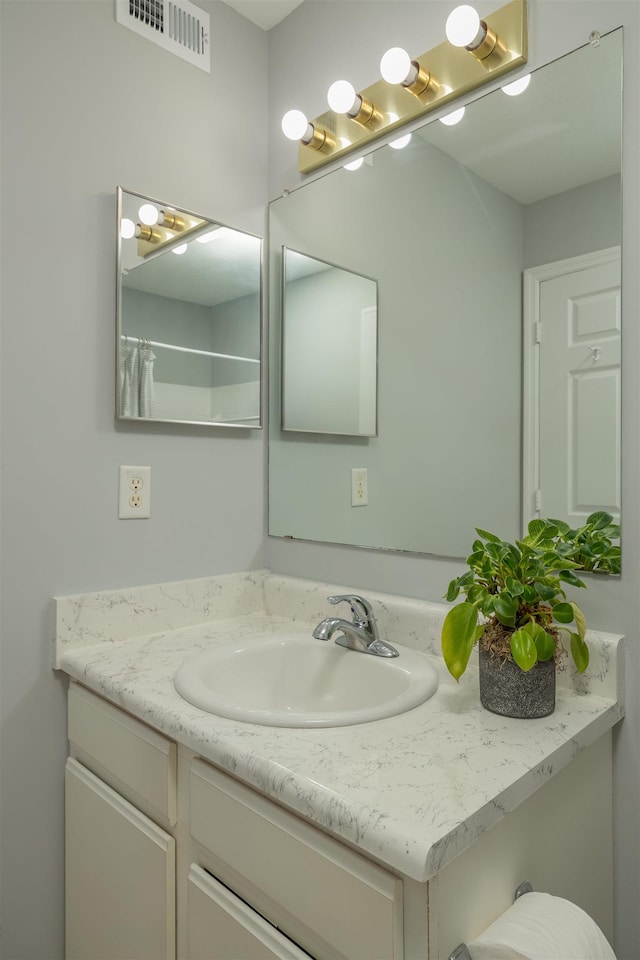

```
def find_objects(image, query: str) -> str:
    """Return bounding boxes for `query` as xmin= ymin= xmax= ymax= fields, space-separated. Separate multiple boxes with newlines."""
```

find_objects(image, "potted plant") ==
xmin=441 ymin=513 xmax=620 ymax=719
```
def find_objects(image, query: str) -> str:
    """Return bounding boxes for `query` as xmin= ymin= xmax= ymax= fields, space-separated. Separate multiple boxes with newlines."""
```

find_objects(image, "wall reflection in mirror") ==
xmin=269 ymin=30 xmax=622 ymax=566
xmin=117 ymin=188 xmax=262 ymax=428
xmin=282 ymin=248 xmax=378 ymax=436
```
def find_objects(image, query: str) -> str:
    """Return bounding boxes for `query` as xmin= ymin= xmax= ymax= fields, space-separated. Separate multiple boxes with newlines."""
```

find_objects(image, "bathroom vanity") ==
xmin=56 ymin=571 xmax=623 ymax=959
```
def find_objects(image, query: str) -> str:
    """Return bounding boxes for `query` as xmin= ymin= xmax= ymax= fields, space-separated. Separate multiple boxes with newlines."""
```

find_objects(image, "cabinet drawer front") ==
xmin=68 ymin=682 xmax=176 ymax=827
xmin=187 ymin=865 xmax=311 ymax=960
xmin=189 ymin=760 xmax=403 ymax=960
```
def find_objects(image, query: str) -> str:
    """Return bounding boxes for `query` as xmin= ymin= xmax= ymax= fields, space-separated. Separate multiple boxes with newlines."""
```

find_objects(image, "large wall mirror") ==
xmin=269 ymin=30 xmax=622 ymax=563
xmin=117 ymin=187 xmax=262 ymax=428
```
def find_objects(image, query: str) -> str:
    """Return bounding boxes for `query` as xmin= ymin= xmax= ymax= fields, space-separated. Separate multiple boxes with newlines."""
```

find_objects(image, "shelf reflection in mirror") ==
xmin=268 ymin=30 xmax=622 ymax=566
xmin=116 ymin=187 xmax=262 ymax=428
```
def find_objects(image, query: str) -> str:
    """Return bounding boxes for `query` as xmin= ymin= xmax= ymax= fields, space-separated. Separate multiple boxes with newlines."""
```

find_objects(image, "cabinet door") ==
xmin=187 ymin=865 xmax=311 ymax=960
xmin=65 ymin=758 xmax=175 ymax=960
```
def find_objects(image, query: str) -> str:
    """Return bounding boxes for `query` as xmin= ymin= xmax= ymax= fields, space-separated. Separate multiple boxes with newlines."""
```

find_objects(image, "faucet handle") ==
xmin=327 ymin=594 xmax=375 ymax=623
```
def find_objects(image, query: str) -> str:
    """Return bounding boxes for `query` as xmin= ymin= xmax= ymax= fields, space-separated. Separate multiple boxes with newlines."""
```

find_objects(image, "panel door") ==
xmin=65 ymin=758 xmax=175 ymax=960
xmin=526 ymin=249 xmax=620 ymax=525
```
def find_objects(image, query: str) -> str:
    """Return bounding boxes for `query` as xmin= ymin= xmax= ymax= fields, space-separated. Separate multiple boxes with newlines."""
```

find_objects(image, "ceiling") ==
xmin=221 ymin=0 xmax=305 ymax=30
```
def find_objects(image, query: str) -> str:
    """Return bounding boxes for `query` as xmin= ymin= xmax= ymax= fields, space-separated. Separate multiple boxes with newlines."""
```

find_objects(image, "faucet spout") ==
xmin=312 ymin=596 xmax=398 ymax=658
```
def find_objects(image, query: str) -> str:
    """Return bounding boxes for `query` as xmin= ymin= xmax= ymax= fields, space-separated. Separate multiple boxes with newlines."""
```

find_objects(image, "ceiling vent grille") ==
xmin=115 ymin=0 xmax=210 ymax=72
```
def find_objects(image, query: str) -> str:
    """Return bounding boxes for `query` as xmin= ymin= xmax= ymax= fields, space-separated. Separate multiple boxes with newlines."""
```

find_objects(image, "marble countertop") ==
xmin=55 ymin=571 xmax=624 ymax=884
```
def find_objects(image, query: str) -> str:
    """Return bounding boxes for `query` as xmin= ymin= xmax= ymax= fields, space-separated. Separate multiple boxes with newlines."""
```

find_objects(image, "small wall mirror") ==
xmin=282 ymin=248 xmax=378 ymax=436
xmin=116 ymin=187 xmax=262 ymax=428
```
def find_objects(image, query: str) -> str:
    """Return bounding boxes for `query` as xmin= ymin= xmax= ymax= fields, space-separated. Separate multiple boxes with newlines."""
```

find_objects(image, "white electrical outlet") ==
xmin=119 ymin=466 xmax=151 ymax=519
xmin=351 ymin=467 xmax=368 ymax=507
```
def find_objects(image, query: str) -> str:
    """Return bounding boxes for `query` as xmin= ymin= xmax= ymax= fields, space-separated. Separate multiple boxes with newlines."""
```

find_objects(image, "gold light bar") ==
xmin=298 ymin=0 xmax=527 ymax=174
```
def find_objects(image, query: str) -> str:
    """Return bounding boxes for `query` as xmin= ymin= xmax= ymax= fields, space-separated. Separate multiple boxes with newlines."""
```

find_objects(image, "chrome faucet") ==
xmin=312 ymin=594 xmax=398 ymax=658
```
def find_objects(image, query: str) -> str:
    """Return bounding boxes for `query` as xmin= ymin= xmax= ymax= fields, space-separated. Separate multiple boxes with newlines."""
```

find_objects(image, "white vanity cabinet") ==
xmin=65 ymin=682 xmax=614 ymax=960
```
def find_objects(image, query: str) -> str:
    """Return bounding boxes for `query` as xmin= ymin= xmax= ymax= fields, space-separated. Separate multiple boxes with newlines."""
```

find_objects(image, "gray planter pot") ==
xmin=478 ymin=648 xmax=556 ymax=718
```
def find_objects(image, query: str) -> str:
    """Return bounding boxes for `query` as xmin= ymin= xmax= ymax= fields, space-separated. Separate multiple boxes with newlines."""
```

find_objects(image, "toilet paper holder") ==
xmin=448 ymin=881 xmax=534 ymax=960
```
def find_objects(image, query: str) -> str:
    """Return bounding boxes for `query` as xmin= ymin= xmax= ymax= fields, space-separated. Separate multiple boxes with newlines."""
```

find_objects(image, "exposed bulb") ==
xmin=120 ymin=218 xmax=135 ymax=239
xmin=340 ymin=138 xmax=364 ymax=171
xmin=439 ymin=105 xmax=465 ymax=126
xmin=327 ymin=80 xmax=359 ymax=115
xmin=386 ymin=114 xmax=412 ymax=150
xmin=502 ymin=74 xmax=531 ymax=96
xmin=171 ymin=243 xmax=188 ymax=255
xmin=445 ymin=5 xmax=485 ymax=48
xmin=281 ymin=109 xmax=311 ymax=142
xmin=380 ymin=47 xmax=413 ymax=85
xmin=138 ymin=203 xmax=159 ymax=226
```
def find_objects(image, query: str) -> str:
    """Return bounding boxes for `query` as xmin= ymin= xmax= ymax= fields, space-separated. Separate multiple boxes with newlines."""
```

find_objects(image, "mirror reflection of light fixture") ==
xmin=438 ymin=86 xmax=466 ymax=125
xmin=171 ymin=243 xmax=188 ymax=255
xmin=134 ymin=223 xmax=163 ymax=243
xmin=445 ymin=4 xmax=506 ymax=61
xmin=502 ymin=73 xmax=531 ymax=95
xmin=386 ymin=114 xmax=412 ymax=150
xmin=196 ymin=226 xmax=234 ymax=243
xmin=120 ymin=218 xmax=136 ymax=239
xmin=379 ymin=47 xmax=440 ymax=98
xmin=327 ymin=80 xmax=382 ymax=127
xmin=281 ymin=109 xmax=335 ymax=150
xmin=158 ymin=210 xmax=187 ymax=230
xmin=138 ymin=203 xmax=160 ymax=226
xmin=340 ymin=138 xmax=364 ymax=171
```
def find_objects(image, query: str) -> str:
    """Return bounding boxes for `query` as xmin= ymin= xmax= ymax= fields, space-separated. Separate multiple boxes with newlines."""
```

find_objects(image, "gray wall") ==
xmin=267 ymin=2 xmax=640 ymax=957
xmin=0 ymin=1 xmax=268 ymax=956
xmin=524 ymin=174 xmax=622 ymax=267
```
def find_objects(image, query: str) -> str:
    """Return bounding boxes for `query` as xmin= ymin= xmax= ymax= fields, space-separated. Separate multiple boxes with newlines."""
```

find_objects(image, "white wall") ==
xmin=0 ymin=1 xmax=268 ymax=956
xmin=268 ymin=2 xmax=640 ymax=957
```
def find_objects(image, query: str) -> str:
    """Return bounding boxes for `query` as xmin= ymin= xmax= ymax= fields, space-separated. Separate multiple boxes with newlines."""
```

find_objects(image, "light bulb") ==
xmin=120 ymin=218 xmax=135 ymax=239
xmin=281 ymin=109 xmax=311 ymax=142
xmin=340 ymin=138 xmax=364 ymax=171
xmin=390 ymin=132 xmax=411 ymax=150
xmin=327 ymin=80 xmax=359 ymax=115
xmin=440 ymin=105 xmax=465 ymax=125
xmin=445 ymin=5 xmax=484 ymax=48
xmin=380 ymin=47 xmax=412 ymax=85
xmin=171 ymin=243 xmax=188 ymax=255
xmin=138 ymin=203 xmax=159 ymax=226
xmin=502 ymin=74 xmax=531 ymax=96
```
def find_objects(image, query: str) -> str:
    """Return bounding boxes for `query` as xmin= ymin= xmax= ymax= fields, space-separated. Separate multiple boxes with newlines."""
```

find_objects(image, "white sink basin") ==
xmin=173 ymin=632 xmax=439 ymax=727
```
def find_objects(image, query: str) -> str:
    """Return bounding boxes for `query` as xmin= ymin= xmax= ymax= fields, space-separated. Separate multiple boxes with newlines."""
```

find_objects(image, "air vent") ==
xmin=115 ymin=0 xmax=210 ymax=72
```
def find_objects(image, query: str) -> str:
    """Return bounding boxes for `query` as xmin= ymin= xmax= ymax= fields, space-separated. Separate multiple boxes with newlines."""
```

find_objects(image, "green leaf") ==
xmin=526 ymin=519 xmax=547 ymax=543
xmin=475 ymin=527 xmax=502 ymax=543
xmin=532 ymin=626 xmax=555 ymax=661
xmin=534 ymin=582 xmax=557 ymax=601
xmin=493 ymin=593 xmax=518 ymax=627
xmin=441 ymin=603 xmax=480 ymax=681
xmin=505 ymin=577 xmax=525 ymax=596
xmin=548 ymin=518 xmax=571 ymax=535
xmin=570 ymin=602 xmax=587 ymax=640
xmin=570 ymin=632 xmax=590 ymax=673
xmin=586 ymin=511 xmax=614 ymax=530
xmin=510 ymin=627 xmax=538 ymax=671
xmin=552 ymin=601 xmax=575 ymax=624
xmin=445 ymin=579 xmax=461 ymax=602
xmin=559 ymin=570 xmax=586 ymax=588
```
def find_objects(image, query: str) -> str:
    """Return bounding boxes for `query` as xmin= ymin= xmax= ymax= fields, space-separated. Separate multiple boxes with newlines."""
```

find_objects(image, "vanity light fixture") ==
xmin=138 ymin=203 xmax=160 ymax=226
xmin=158 ymin=209 xmax=187 ymax=230
xmin=379 ymin=47 xmax=440 ymax=99
xmin=134 ymin=223 xmax=163 ymax=243
xmin=502 ymin=72 xmax=531 ymax=95
xmin=327 ymin=80 xmax=382 ymax=127
xmin=281 ymin=109 xmax=335 ymax=151
xmin=282 ymin=0 xmax=526 ymax=174
xmin=445 ymin=4 xmax=506 ymax=62
xmin=120 ymin=218 xmax=136 ymax=239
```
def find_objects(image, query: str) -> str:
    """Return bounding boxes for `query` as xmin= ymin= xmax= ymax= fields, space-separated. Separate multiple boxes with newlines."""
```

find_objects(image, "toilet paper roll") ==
xmin=468 ymin=891 xmax=616 ymax=960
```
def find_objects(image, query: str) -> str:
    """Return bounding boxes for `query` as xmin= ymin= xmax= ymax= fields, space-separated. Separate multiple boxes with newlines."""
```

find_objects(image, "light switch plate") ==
xmin=119 ymin=465 xmax=151 ymax=519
